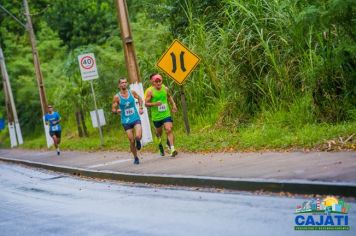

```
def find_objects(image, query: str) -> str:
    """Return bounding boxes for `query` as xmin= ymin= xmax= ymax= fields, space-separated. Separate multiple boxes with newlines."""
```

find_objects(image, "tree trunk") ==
xmin=75 ymin=111 xmax=83 ymax=137
xmin=80 ymin=109 xmax=88 ymax=137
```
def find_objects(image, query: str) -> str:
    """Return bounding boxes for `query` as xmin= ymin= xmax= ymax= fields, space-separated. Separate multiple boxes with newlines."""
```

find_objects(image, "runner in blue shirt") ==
xmin=45 ymin=105 xmax=62 ymax=155
xmin=112 ymin=78 xmax=144 ymax=164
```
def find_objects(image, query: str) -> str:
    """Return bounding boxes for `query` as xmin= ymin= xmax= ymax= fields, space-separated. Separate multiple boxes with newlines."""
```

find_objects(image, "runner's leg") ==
xmin=52 ymin=135 xmax=58 ymax=149
xmin=155 ymin=126 xmax=164 ymax=156
xmin=126 ymin=128 xmax=138 ymax=160
xmin=164 ymin=122 xmax=177 ymax=156
xmin=52 ymin=134 xmax=60 ymax=155
xmin=166 ymin=138 xmax=171 ymax=151
xmin=164 ymin=122 xmax=174 ymax=148
xmin=134 ymin=123 xmax=142 ymax=150
xmin=57 ymin=132 xmax=61 ymax=154
xmin=156 ymin=126 xmax=163 ymax=139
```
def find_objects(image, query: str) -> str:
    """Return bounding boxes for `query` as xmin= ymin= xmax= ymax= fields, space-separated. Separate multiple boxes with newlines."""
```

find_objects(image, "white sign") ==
xmin=90 ymin=109 xmax=106 ymax=128
xmin=8 ymin=122 xmax=17 ymax=148
xmin=78 ymin=53 xmax=99 ymax=81
xmin=43 ymin=116 xmax=54 ymax=148
xmin=130 ymin=83 xmax=153 ymax=145
xmin=7 ymin=121 xmax=24 ymax=148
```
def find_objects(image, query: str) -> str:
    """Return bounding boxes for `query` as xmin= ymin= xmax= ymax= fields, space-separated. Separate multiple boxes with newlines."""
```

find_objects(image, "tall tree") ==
xmin=44 ymin=0 xmax=118 ymax=49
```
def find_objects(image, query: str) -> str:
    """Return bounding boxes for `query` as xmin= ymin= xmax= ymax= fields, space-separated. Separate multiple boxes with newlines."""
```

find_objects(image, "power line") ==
xmin=0 ymin=4 xmax=27 ymax=29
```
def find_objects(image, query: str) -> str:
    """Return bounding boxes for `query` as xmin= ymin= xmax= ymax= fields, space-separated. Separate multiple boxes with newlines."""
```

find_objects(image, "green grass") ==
xmin=4 ymin=119 xmax=354 ymax=153
xmin=238 ymin=122 xmax=356 ymax=150
xmin=1 ymin=95 xmax=355 ymax=152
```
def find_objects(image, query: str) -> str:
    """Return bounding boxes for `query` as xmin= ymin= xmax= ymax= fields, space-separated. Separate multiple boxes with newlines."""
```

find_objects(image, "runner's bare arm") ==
xmin=112 ymin=95 xmax=121 ymax=114
xmin=131 ymin=91 xmax=143 ymax=108
xmin=166 ymin=87 xmax=177 ymax=113
xmin=144 ymin=89 xmax=161 ymax=107
xmin=132 ymin=90 xmax=144 ymax=114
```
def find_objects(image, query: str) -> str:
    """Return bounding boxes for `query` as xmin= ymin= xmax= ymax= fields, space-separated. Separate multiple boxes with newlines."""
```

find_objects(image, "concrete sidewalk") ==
xmin=1 ymin=148 xmax=355 ymax=196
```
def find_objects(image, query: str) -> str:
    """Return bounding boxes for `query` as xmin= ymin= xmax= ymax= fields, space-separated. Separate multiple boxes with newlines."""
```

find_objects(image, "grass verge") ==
xmin=2 ymin=121 xmax=354 ymax=153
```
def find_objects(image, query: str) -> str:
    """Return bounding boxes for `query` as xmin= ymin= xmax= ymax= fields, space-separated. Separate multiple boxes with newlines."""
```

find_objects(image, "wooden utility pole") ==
xmin=1 ymin=57 xmax=13 ymax=123
xmin=1 ymin=71 xmax=15 ymax=147
xmin=23 ymin=0 xmax=47 ymax=115
xmin=0 ymin=46 xmax=23 ymax=145
xmin=115 ymin=0 xmax=140 ymax=83
xmin=114 ymin=1 xmax=154 ymax=145
xmin=0 ymin=47 xmax=19 ymax=125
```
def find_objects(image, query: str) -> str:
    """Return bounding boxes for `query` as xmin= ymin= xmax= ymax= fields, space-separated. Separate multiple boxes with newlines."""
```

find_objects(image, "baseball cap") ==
xmin=151 ymin=74 xmax=162 ymax=82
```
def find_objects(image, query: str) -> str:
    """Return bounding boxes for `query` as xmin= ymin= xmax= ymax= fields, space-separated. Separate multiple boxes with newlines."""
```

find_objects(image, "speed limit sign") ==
xmin=78 ymin=53 xmax=99 ymax=80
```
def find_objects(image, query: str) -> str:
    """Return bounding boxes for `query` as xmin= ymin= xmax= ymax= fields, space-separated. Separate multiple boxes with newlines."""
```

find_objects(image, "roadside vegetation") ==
xmin=0 ymin=0 xmax=355 ymax=152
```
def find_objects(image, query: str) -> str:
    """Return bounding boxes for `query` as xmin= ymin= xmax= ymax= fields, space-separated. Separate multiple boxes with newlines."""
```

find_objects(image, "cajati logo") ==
xmin=294 ymin=196 xmax=351 ymax=230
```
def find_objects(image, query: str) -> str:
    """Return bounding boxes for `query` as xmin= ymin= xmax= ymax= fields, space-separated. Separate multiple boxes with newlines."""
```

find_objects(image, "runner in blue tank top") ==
xmin=112 ymin=77 xmax=144 ymax=164
xmin=45 ymin=105 xmax=62 ymax=155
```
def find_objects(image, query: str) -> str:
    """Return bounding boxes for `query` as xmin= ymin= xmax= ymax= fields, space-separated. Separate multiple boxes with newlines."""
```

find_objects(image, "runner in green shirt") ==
xmin=145 ymin=73 xmax=178 ymax=157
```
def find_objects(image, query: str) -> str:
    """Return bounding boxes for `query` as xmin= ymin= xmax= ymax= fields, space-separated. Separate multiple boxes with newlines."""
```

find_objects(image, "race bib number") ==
xmin=158 ymin=104 xmax=167 ymax=112
xmin=51 ymin=125 xmax=59 ymax=131
xmin=125 ymin=108 xmax=134 ymax=116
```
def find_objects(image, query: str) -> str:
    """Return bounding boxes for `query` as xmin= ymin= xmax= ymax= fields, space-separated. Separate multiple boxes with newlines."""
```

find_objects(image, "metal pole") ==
xmin=23 ymin=0 xmax=47 ymax=115
xmin=90 ymin=80 xmax=104 ymax=146
xmin=115 ymin=0 xmax=140 ymax=83
xmin=0 ymin=47 xmax=23 ymax=144
xmin=180 ymin=86 xmax=190 ymax=134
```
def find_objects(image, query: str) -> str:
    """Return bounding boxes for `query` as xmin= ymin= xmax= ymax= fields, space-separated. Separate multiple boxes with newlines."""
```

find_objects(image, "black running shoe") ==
xmin=158 ymin=143 xmax=165 ymax=156
xmin=136 ymin=139 xmax=141 ymax=150
xmin=134 ymin=157 xmax=140 ymax=165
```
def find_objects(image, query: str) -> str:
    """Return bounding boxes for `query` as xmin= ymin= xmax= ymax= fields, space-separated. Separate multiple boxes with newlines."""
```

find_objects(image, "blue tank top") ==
xmin=118 ymin=90 xmax=140 ymax=125
xmin=45 ymin=112 xmax=61 ymax=132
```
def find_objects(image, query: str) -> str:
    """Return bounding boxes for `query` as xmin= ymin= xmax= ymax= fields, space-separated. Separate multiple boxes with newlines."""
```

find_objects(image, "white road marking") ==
xmin=87 ymin=159 xmax=132 ymax=168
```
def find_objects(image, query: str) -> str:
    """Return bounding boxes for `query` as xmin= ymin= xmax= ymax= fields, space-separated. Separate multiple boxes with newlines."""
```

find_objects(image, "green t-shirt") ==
xmin=147 ymin=85 xmax=171 ymax=121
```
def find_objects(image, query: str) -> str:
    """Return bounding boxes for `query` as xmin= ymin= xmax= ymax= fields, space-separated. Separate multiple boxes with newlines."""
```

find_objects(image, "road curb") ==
xmin=1 ymin=156 xmax=356 ymax=197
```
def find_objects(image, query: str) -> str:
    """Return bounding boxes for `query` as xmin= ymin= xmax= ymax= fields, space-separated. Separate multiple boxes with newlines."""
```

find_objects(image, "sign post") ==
xmin=78 ymin=53 xmax=104 ymax=146
xmin=157 ymin=39 xmax=200 ymax=134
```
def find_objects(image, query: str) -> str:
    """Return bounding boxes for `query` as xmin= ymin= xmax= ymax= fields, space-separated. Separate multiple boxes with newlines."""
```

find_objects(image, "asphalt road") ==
xmin=0 ymin=163 xmax=355 ymax=236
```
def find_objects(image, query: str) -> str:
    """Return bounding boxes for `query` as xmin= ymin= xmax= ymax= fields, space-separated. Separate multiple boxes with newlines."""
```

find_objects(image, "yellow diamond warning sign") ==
xmin=157 ymin=39 xmax=200 ymax=85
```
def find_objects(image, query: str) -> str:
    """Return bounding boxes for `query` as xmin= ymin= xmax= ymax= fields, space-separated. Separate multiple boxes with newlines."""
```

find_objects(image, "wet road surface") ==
xmin=0 ymin=163 xmax=354 ymax=236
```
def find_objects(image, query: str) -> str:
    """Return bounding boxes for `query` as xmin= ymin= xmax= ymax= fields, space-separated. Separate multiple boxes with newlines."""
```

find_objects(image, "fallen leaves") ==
xmin=318 ymin=133 xmax=356 ymax=151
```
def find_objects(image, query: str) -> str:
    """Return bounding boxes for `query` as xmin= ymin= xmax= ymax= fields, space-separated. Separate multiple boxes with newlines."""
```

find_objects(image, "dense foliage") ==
xmin=0 ymin=0 xmax=355 ymax=141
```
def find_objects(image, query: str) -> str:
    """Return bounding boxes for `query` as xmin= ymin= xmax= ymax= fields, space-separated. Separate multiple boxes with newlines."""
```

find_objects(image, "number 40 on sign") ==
xmin=78 ymin=53 xmax=99 ymax=81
